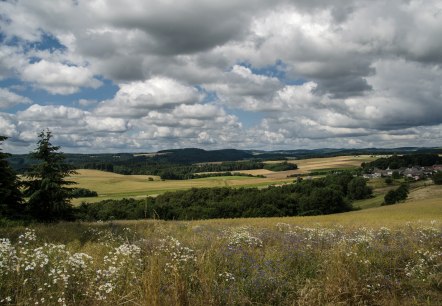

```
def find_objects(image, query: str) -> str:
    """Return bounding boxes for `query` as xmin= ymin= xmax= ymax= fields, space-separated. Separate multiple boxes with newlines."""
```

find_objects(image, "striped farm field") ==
xmin=236 ymin=155 xmax=378 ymax=179
xmin=269 ymin=155 xmax=375 ymax=172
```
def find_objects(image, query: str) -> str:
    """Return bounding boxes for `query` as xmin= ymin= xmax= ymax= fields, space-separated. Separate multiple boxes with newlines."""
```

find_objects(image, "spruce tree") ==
xmin=0 ymin=136 xmax=24 ymax=218
xmin=25 ymin=130 xmax=76 ymax=221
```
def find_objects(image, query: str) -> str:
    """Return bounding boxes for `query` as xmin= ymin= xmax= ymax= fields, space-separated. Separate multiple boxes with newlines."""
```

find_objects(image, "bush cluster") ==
xmin=70 ymin=188 xmax=98 ymax=198
xmin=263 ymin=162 xmax=298 ymax=171
xmin=432 ymin=171 xmax=442 ymax=185
xmin=383 ymin=184 xmax=409 ymax=205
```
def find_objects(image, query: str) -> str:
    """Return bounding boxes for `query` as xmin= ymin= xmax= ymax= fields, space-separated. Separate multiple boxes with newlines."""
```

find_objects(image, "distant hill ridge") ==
xmin=7 ymin=147 xmax=442 ymax=173
xmin=156 ymin=148 xmax=253 ymax=163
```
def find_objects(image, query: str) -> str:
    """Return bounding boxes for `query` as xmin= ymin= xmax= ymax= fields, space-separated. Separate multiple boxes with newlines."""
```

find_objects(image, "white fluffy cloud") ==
xmin=95 ymin=77 xmax=201 ymax=118
xmin=204 ymin=65 xmax=283 ymax=111
xmin=21 ymin=60 xmax=101 ymax=94
xmin=11 ymin=104 xmax=130 ymax=150
xmin=0 ymin=88 xmax=32 ymax=109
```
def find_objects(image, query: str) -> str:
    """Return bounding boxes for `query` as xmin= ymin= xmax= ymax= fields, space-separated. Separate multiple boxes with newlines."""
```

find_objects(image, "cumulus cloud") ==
xmin=0 ymin=113 xmax=19 ymax=138
xmin=0 ymin=46 xmax=28 ymax=80
xmin=11 ymin=104 xmax=130 ymax=149
xmin=0 ymin=88 xmax=32 ymax=109
xmin=95 ymin=77 xmax=202 ymax=118
xmin=204 ymin=65 xmax=283 ymax=111
xmin=21 ymin=60 xmax=102 ymax=94
xmin=172 ymin=104 xmax=224 ymax=119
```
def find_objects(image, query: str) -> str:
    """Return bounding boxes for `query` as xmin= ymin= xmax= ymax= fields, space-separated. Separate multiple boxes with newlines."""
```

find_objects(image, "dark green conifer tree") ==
xmin=0 ymin=136 xmax=24 ymax=218
xmin=24 ymin=130 xmax=76 ymax=221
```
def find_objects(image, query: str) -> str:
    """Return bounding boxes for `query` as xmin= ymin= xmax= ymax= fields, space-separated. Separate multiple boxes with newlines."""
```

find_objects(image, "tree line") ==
xmin=75 ymin=172 xmax=373 ymax=221
xmin=82 ymin=160 xmax=296 ymax=180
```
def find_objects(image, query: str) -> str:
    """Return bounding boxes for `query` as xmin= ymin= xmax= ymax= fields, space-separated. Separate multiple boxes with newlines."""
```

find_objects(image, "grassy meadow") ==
xmin=1 ymin=198 xmax=441 ymax=305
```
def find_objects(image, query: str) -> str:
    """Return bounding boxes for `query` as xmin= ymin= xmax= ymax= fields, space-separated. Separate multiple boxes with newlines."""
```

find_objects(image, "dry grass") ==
xmin=251 ymin=155 xmax=377 ymax=179
xmin=1 ymin=200 xmax=441 ymax=305
xmin=407 ymin=184 xmax=442 ymax=202
xmin=286 ymin=155 xmax=374 ymax=172
xmin=188 ymin=196 xmax=442 ymax=228
xmin=203 ymin=155 xmax=377 ymax=179
xmin=230 ymin=169 xmax=274 ymax=176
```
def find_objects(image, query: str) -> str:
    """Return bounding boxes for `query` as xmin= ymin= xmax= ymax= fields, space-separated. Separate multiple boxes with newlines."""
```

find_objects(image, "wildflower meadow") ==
xmin=0 ymin=219 xmax=441 ymax=305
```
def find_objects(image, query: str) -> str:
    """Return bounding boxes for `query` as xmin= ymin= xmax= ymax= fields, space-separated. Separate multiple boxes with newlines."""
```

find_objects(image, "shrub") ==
xmin=71 ymin=188 xmax=98 ymax=198
xmin=263 ymin=162 xmax=298 ymax=171
xmin=347 ymin=177 xmax=373 ymax=200
xmin=384 ymin=177 xmax=393 ymax=185
xmin=383 ymin=184 xmax=409 ymax=205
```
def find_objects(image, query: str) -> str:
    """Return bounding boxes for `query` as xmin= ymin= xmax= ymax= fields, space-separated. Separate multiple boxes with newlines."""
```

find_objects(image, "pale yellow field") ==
xmin=407 ymin=184 xmax=442 ymax=202
xmin=215 ymin=155 xmax=377 ymax=179
xmin=281 ymin=155 xmax=375 ymax=171
xmin=70 ymin=169 xmax=293 ymax=204
xmin=254 ymin=155 xmax=377 ymax=179
xmin=229 ymin=169 xmax=274 ymax=176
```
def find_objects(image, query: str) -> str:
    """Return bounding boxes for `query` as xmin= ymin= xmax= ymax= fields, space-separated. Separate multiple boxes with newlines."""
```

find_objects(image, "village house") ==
xmin=403 ymin=167 xmax=424 ymax=180
xmin=433 ymin=164 xmax=442 ymax=172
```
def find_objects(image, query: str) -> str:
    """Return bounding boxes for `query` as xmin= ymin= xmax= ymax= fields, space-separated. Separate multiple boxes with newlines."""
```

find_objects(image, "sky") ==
xmin=0 ymin=0 xmax=442 ymax=153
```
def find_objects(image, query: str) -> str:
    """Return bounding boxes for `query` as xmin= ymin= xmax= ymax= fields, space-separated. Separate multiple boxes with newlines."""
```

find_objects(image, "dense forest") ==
xmin=75 ymin=172 xmax=372 ymax=221
xmin=362 ymin=153 xmax=442 ymax=170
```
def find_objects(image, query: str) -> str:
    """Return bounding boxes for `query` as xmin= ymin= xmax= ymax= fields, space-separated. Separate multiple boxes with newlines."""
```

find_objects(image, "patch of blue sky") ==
xmin=28 ymin=32 xmax=66 ymax=52
xmin=69 ymin=78 xmax=119 ymax=109
xmin=0 ymin=30 xmax=66 ymax=52
xmin=236 ymin=60 xmax=305 ymax=86
xmin=195 ymin=85 xmax=218 ymax=103
xmin=229 ymin=109 xmax=264 ymax=128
